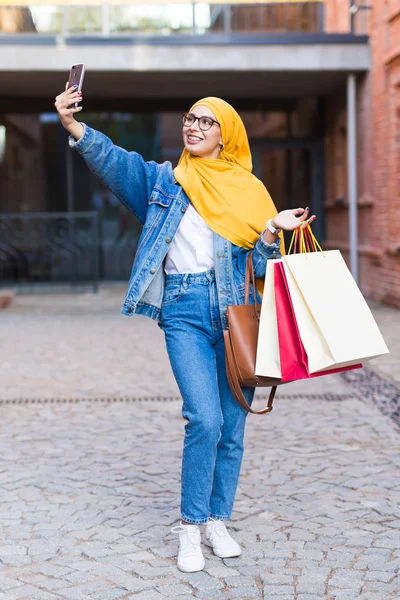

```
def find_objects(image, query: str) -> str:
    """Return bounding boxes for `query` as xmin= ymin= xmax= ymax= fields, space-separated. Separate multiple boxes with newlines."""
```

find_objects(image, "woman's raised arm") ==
xmin=54 ymin=85 xmax=158 ymax=224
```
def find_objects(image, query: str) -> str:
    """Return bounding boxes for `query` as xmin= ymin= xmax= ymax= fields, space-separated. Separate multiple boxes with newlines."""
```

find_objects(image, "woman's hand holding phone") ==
xmin=54 ymin=83 xmax=84 ymax=141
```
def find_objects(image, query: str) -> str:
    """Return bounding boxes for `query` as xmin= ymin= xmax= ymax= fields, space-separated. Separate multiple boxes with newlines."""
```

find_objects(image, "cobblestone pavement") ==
xmin=1 ymin=287 xmax=400 ymax=600
xmin=0 ymin=287 xmax=354 ymax=401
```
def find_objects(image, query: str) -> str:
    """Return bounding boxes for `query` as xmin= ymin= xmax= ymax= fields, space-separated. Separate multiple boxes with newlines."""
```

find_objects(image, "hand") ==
xmin=271 ymin=207 xmax=316 ymax=232
xmin=54 ymin=83 xmax=84 ymax=139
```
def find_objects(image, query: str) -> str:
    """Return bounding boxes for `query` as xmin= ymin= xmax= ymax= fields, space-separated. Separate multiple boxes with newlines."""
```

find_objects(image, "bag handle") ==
xmin=223 ymin=329 xmax=277 ymax=415
xmin=244 ymin=252 xmax=256 ymax=304
xmin=288 ymin=224 xmax=325 ymax=256
xmin=225 ymin=251 xmax=277 ymax=415
xmin=244 ymin=252 xmax=260 ymax=320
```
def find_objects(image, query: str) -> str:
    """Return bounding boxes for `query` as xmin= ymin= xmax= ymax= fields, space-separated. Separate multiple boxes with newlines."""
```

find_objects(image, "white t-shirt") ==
xmin=164 ymin=204 xmax=215 ymax=274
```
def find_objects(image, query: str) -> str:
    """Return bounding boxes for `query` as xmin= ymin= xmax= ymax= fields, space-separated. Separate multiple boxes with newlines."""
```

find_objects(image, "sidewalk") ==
xmin=1 ymin=287 xmax=400 ymax=600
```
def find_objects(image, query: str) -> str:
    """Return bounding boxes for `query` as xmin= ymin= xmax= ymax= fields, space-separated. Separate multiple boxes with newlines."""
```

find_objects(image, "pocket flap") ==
xmin=149 ymin=188 xmax=173 ymax=208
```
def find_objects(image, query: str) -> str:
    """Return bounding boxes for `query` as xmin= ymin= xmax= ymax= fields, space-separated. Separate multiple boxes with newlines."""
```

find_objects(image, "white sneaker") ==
xmin=202 ymin=518 xmax=242 ymax=559
xmin=171 ymin=524 xmax=205 ymax=572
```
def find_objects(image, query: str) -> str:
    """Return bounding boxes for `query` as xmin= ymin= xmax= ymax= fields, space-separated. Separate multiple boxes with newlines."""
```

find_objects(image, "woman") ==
xmin=55 ymin=86 xmax=315 ymax=573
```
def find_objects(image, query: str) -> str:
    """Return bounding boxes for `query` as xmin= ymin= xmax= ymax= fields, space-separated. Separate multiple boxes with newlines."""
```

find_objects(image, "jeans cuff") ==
xmin=209 ymin=512 xmax=231 ymax=521
xmin=181 ymin=513 xmax=208 ymax=525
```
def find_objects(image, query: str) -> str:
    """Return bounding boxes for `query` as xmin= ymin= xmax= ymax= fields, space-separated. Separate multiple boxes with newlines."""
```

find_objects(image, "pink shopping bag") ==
xmin=274 ymin=261 xmax=361 ymax=383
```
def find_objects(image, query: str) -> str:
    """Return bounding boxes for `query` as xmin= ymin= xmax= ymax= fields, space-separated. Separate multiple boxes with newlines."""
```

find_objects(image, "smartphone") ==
xmin=67 ymin=63 xmax=85 ymax=109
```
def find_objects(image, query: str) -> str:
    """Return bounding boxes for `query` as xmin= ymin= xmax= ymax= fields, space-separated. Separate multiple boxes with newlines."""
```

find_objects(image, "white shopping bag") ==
xmin=255 ymin=258 xmax=281 ymax=378
xmin=282 ymin=250 xmax=389 ymax=373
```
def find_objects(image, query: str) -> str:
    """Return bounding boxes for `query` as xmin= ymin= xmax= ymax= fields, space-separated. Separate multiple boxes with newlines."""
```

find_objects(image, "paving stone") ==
xmin=353 ymin=554 xmax=392 ymax=570
xmin=288 ymin=559 xmax=321 ymax=569
xmin=364 ymin=571 xmax=395 ymax=583
xmin=296 ymin=568 xmax=331 ymax=595
xmin=296 ymin=581 xmax=326 ymax=595
xmin=92 ymin=589 xmax=130 ymax=600
xmin=295 ymin=548 xmax=325 ymax=560
xmin=28 ymin=563 xmax=75 ymax=578
xmin=178 ymin=571 xmax=223 ymax=590
xmin=297 ymin=596 xmax=327 ymax=600
xmin=0 ymin=586 xmax=61 ymax=600
xmin=155 ymin=583 xmax=192 ymax=597
xmin=194 ymin=592 xmax=225 ymax=600
xmin=329 ymin=593 xmax=360 ymax=600
xmin=289 ymin=529 xmax=316 ymax=542
xmin=0 ymin=546 xmax=27 ymax=556
xmin=52 ymin=586 xmax=100 ymax=600
xmin=128 ymin=591 xmax=162 ymax=600
xmin=362 ymin=582 xmax=400 ymax=594
xmin=131 ymin=564 xmax=174 ymax=579
xmin=14 ymin=574 xmax=71 ymax=592
xmin=223 ymin=575 xmax=255 ymax=587
xmin=256 ymin=558 xmax=287 ymax=569
xmin=226 ymin=585 xmax=262 ymax=598
xmin=125 ymin=551 xmax=155 ymax=561
xmin=353 ymin=595 xmax=388 ymax=600
xmin=0 ymin=577 xmax=25 ymax=591
xmin=264 ymin=597 xmax=296 ymax=600
xmin=262 ymin=585 xmax=296 ymax=595
xmin=328 ymin=569 xmax=364 ymax=589
xmin=206 ymin=566 xmax=240 ymax=578
xmin=0 ymin=555 xmax=32 ymax=567
xmin=260 ymin=573 xmax=294 ymax=585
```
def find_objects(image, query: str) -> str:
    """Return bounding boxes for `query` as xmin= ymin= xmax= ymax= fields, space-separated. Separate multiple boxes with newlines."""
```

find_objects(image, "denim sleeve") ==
xmin=69 ymin=123 xmax=159 ymax=224
xmin=237 ymin=231 xmax=282 ymax=279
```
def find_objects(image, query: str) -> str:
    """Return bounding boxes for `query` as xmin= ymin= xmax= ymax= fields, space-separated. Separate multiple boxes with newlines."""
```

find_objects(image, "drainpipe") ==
xmin=347 ymin=73 xmax=358 ymax=283
xmin=349 ymin=0 xmax=357 ymax=34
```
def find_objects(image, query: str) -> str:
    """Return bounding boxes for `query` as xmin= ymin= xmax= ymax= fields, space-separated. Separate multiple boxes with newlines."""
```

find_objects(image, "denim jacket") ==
xmin=69 ymin=124 xmax=282 ymax=327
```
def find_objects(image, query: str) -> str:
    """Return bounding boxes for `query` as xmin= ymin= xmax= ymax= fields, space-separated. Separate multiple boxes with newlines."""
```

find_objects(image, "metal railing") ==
xmin=0 ymin=2 xmax=328 ymax=36
xmin=0 ymin=211 xmax=99 ymax=293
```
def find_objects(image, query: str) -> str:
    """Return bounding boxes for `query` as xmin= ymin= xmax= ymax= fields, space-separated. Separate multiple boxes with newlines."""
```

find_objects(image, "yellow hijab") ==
xmin=174 ymin=97 xmax=284 ymax=252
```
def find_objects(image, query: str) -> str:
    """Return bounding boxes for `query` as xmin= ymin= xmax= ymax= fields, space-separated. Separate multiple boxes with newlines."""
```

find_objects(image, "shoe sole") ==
xmin=201 ymin=535 xmax=242 ymax=559
xmin=177 ymin=561 xmax=205 ymax=573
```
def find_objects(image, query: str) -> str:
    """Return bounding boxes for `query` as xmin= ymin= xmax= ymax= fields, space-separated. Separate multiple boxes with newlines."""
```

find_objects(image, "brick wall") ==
xmin=324 ymin=1 xmax=400 ymax=307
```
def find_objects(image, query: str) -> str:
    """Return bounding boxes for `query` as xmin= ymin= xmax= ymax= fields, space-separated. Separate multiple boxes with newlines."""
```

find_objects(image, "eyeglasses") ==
xmin=182 ymin=112 xmax=220 ymax=132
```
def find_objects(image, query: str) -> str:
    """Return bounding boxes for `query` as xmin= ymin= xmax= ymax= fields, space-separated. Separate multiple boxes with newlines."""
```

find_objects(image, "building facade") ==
xmin=325 ymin=0 xmax=400 ymax=307
xmin=0 ymin=0 xmax=398 ymax=305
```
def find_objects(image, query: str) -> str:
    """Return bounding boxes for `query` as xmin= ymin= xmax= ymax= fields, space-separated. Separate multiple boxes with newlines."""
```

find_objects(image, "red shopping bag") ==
xmin=274 ymin=261 xmax=361 ymax=382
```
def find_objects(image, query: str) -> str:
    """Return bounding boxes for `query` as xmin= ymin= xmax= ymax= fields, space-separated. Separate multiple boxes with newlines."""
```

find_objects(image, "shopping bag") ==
xmin=255 ymin=258 xmax=281 ymax=378
xmin=281 ymin=259 xmax=337 ymax=373
xmin=282 ymin=248 xmax=389 ymax=373
xmin=274 ymin=261 xmax=361 ymax=382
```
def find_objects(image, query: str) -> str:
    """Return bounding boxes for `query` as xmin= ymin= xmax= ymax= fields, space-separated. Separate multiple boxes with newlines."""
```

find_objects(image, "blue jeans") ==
xmin=161 ymin=270 xmax=254 ymax=525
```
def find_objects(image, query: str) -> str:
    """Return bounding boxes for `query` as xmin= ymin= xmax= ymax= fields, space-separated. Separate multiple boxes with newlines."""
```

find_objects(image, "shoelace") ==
xmin=207 ymin=518 xmax=229 ymax=540
xmin=171 ymin=525 xmax=201 ymax=556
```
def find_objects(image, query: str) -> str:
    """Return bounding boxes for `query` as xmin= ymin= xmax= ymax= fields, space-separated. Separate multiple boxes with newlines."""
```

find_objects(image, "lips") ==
xmin=186 ymin=134 xmax=203 ymax=145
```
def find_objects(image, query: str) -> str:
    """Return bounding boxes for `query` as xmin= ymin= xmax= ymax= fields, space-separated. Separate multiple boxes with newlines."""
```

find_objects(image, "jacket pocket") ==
xmin=139 ymin=190 xmax=172 ymax=247
xmin=149 ymin=188 xmax=173 ymax=208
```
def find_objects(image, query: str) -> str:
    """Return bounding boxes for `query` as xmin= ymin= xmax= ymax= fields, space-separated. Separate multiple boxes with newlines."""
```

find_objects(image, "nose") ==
xmin=186 ymin=123 xmax=203 ymax=138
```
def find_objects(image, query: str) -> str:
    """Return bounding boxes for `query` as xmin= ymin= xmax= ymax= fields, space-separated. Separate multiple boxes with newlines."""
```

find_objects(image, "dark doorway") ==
xmin=250 ymin=137 xmax=325 ymax=243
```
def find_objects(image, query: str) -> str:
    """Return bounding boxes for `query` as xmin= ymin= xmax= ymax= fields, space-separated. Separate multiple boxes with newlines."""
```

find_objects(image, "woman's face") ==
xmin=182 ymin=105 xmax=223 ymax=159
